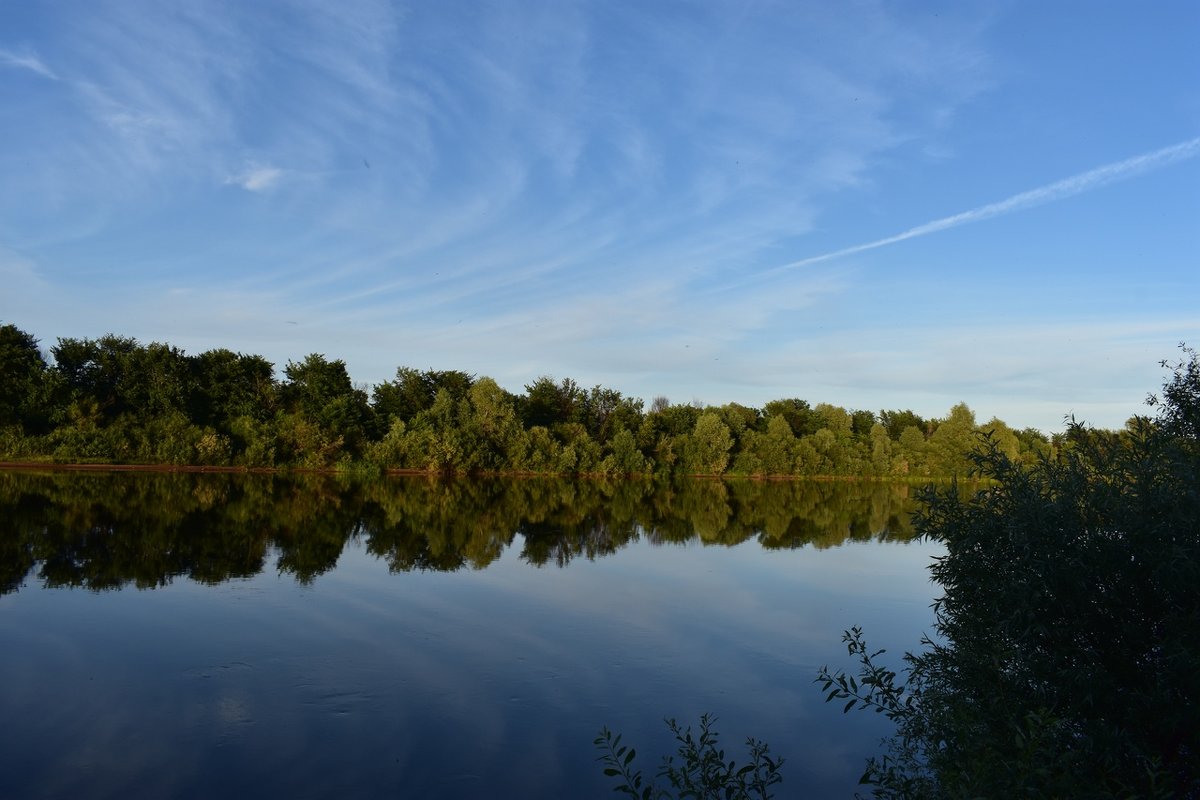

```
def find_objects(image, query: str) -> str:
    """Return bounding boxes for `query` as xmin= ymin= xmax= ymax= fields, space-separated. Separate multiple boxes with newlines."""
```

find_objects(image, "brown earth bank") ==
xmin=0 ymin=461 xmax=431 ymax=475
xmin=0 ymin=461 xmax=279 ymax=473
xmin=0 ymin=461 xmax=626 ymax=476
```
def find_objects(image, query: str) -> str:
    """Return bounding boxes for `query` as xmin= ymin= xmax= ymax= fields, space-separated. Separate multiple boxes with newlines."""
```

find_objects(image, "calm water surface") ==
xmin=0 ymin=471 xmax=942 ymax=799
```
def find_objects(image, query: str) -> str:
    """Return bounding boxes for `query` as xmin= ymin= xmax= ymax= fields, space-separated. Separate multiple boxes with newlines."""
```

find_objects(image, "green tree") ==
xmin=463 ymin=377 xmax=524 ymax=470
xmin=45 ymin=335 xmax=205 ymax=461
xmin=978 ymin=415 xmax=1019 ymax=461
xmin=879 ymin=409 xmax=927 ymax=441
xmin=280 ymin=354 xmax=374 ymax=460
xmin=0 ymin=323 xmax=48 ymax=432
xmin=1149 ymin=345 xmax=1200 ymax=438
xmin=121 ymin=341 xmax=192 ymax=418
xmin=732 ymin=414 xmax=796 ymax=476
xmin=1014 ymin=425 xmax=1053 ymax=465
xmin=763 ymin=398 xmax=818 ymax=437
xmin=647 ymin=403 xmax=701 ymax=439
xmin=579 ymin=384 xmax=644 ymax=444
xmin=926 ymin=402 xmax=976 ymax=476
xmin=896 ymin=425 xmax=927 ymax=476
xmin=820 ymin=349 xmax=1200 ymax=798
xmin=868 ymin=422 xmax=895 ymax=475
xmin=515 ymin=425 xmax=563 ymax=473
xmin=191 ymin=349 xmax=277 ymax=428
xmin=520 ymin=375 xmax=583 ymax=430
xmin=551 ymin=421 xmax=603 ymax=474
xmin=811 ymin=403 xmax=871 ymax=474
xmin=762 ymin=414 xmax=798 ymax=475
xmin=685 ymin=411 xmax=734 ymax=475
xmin=716 ymin=402 xmax=760 ymax=439
xmin=404 ymin=388 xmax=471 ymax=472
xmin=602 ymin=427 xmax=649 ymax=475
xmin=50 ymin=334 xmax=141 ymax=422
xmin=850 ymin=409 xmax=877 ymax=439
xmin=373 ymin=367 xmax=474 ymax=428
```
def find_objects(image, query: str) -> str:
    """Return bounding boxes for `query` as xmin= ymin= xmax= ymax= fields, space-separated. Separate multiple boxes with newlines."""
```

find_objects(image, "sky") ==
xmin=1 ymin=1 xmax=1197 ymax=433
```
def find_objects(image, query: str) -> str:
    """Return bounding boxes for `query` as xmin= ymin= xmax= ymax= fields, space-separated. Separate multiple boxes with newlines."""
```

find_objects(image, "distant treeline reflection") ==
xmin=0 ymin=471 xmax=920 ymax=593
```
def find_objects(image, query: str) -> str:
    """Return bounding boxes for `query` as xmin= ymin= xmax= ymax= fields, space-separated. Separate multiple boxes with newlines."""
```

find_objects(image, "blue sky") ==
xmin=1 ymin=1 xmax=1197 ymax=432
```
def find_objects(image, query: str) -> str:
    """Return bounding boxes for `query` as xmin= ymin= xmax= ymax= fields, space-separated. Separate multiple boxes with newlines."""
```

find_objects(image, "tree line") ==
xmin=1 ymin=322 xmax=1060 ymax=476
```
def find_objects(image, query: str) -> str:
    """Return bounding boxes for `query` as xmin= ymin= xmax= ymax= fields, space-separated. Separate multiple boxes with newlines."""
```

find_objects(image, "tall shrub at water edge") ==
xmin=819 ymin=346 xmax=1200 ymax=798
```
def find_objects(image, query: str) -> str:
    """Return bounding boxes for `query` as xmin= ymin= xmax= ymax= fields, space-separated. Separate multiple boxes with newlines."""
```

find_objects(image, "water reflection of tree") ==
xmin=361 ymin=478 xmax=518 ymax=571
xmin=0 ymin=471 xmax=921 ymax=593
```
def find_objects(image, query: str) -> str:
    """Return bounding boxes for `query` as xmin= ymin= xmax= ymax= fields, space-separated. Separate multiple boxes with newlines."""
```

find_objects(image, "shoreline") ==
xmin=0 ymin=461 xmax=957 ymax=483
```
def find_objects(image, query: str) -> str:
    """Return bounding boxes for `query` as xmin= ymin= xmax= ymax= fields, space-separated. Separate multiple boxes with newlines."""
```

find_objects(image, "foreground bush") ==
xmin=595 ymin=714 xmax=784 ymax=800
xmin=820 ymin=347 xmax=1200 ymax=798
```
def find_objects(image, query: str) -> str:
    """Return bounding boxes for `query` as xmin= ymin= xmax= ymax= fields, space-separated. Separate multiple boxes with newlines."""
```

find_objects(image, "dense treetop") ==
xmin=1 ymin=322 xmax=1064 ymax=477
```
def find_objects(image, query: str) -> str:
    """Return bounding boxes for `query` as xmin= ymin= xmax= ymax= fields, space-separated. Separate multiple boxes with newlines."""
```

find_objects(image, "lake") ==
xmin=0 ymin=470 xmax=942 ymax=799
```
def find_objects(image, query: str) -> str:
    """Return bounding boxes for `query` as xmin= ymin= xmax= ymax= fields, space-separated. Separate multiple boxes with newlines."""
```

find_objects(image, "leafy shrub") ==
xmin=819 ymin=346 xmax=1200 ymax=798
xmin=595 ymin=713 xmax=784 ymax=800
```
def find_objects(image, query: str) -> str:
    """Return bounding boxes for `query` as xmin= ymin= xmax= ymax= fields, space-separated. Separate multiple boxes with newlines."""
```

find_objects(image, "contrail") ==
xmin=761 ymin=135 xmax=1200 ymax=278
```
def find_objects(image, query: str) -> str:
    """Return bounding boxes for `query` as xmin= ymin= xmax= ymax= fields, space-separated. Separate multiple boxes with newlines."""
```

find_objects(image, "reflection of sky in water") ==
xmin=0 ymin=536 xmax=942 ymax=799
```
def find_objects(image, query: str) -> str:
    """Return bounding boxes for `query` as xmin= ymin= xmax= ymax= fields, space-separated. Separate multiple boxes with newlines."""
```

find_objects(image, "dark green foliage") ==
xmin=1150 ymin=344 xmax=1200 ymax=440
xmin=602 ymin=428 xmax=649 ymax=475
xmin=42 ymin=335 xmax=217 ymax=463
xmin=280 ymin=354 xmax=375 ymax=460
xmin=850 ymin=409 xmax=877 ymax=439
xmin=579 ymin=385 xmax=645 ymax=443
xmin=282 ymin=354 xmax=353 ymax=415
xmin=372 ymin=367 xmax=432 ymax=426
xmin=879 ymin=409 xmax=927 ymax=441
xmin=2 ymin=324 xmax=1058 ymax=476
xmin=191 ymin=349 xmax=276 ymax=428
xmin=120 ymin=342 xmax=192 ymax=417
xmin=0 ymin=323 xmax=48 ymax=432
xmin=595 ymin=714 xmax=784 ymax=800
xmin=520 ymin=375 xmax=583 ymax=429
xmin=647 ymin=403 xmax=702 ymax=439
xmin=819 ymin=346 xmax=1200 ymax=798
xmin=51 ymin=334 xmax=142 ymax=421
xmin=372 ymin=367 xmax=475 ymax=427
xmin=762 ymin=398 xmax=818 ymax=438
xmin=717 ymin=403 xmax=760 ymax=433
xmin=730 ymin=415 xmax=796 ymax=476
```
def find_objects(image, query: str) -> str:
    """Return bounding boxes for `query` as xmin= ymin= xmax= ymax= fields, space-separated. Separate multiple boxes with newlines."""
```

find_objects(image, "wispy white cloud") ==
xmin=762 ymin=135 xmax=1200 ymax=277
xmin=225 ymin=164 xmax=283 ymax=192
xmin=15 ymin=1 xmax=1191 ymax=436
xmin=0 ymin=47 xmax=58 ymax=80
